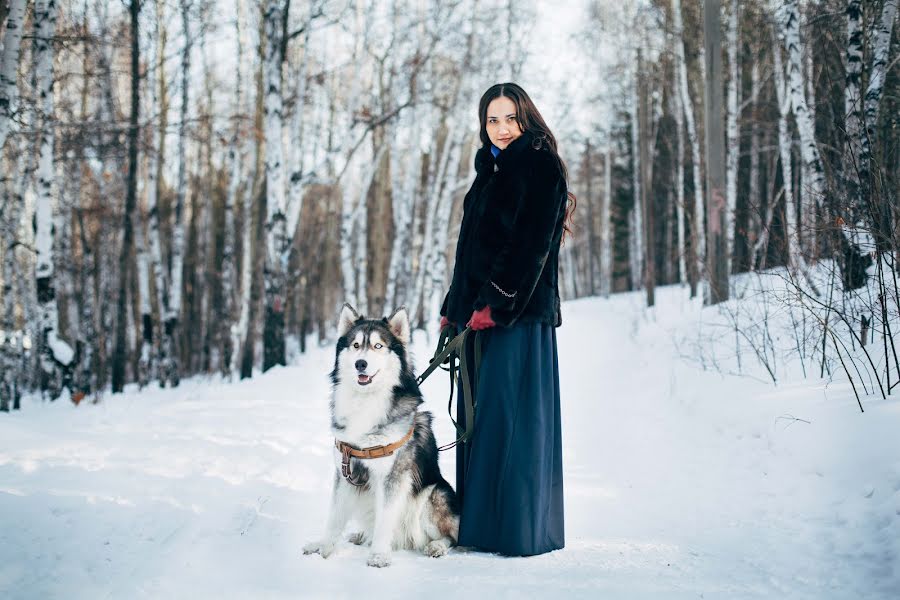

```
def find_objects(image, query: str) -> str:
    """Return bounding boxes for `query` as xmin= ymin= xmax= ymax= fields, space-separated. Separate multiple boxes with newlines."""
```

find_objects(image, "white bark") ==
xmin=153 ymin=0 xmax=187 ymax=386
xmin=233 ymin=162 xmax=256 ymax=377
xmin=725 ymin=0 xmax=740 ymax=275
xmin=673 ymin=44 xmax=686 ymax=286
xmin=385 ymin=95 xmax=418 ymax=312
xmin=778 ymin=1 xmax=826 ymax=213
xmin=773 ymin=39 xmax=818 ymax=293
xmin=353 ymin=156 xmax=371 ymax=317
xmin=341 ymin=144 xmax=382 ymax=316
xmin=0 ymin=0 xmax=27 ymax=152
xmin=170 ymin=0 xmax=190 ymax=324
xmin=134 ymin=181 xmax=152 ymax=386
xmin=384 ymin=0 xmax=418 ymax=313
xmin=222 ymin=0 xmax=248 ymax=376
xmin=286 ymin=5 xmax=312 ymax=242
xmin=339 ymin=157 xmax=360 ymax=312
xmin=843 ymin=0 xmax=864 ymax=192
xmin=33 ymin=0 xmax=72 ymax=394
xmin=262 ymin=0 xmax=289 ymax=366
xmin=673 ymin=0 xmax=706 ymax=290
xmin=425 ymin=126 xmax=465 ymax=320
xmin=147 ymin=0 xmax=167 ymax=359
xmin=1 ymin=187 xmax=24 ymax=410
xmin=629 ymin=62 xmax=642 ymax=292
xmin=800 ymin=21 xmax=817 ymax=254
xmin=860 ymin=0 xmax=898 ymax=182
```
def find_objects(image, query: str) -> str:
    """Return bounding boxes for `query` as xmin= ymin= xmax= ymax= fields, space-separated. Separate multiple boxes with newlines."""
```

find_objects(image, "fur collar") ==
xmin=474 ymin=129 xmax=548 ymax=176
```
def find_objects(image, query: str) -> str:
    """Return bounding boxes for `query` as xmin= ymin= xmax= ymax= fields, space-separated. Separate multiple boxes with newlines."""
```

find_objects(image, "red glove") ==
xmin=466 ymin=306 xmax=496 ymax=331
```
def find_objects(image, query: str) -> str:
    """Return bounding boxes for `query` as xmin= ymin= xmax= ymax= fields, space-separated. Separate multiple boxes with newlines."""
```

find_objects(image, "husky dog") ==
xmin=302 ymin=303 xmax=459 ymax=568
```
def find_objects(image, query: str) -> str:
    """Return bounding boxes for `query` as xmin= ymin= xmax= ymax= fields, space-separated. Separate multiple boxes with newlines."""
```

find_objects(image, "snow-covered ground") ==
xmin=2 ymin=284 xmax=899 ymax=599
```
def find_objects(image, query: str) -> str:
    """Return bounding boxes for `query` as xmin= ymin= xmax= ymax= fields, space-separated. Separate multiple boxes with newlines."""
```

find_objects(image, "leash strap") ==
xmin=415 ymin=325 xmax=457 ymax=386
xmin=415 ymin=325 xmax=480 ymax=452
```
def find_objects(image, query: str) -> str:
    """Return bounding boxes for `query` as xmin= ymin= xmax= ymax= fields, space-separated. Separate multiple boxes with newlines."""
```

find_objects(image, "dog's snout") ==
xmin=355 ymin=359 xmax=367 ymax=372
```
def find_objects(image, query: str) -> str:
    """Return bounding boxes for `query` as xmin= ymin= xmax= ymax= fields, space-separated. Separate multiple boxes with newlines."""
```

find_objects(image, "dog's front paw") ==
xmin=347 ymin=531 xmax=369 ymax=546
xmin=366 ymin=552 xmax=392 ymax=568
xmin=302 ymin=540 xmax=335 ymax=558
xmin=424 ymin=539 xmax=451 ymax=557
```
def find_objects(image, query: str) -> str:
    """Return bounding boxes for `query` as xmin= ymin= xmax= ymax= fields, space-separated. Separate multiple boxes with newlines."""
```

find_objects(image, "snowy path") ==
xmin=2 ymin=290 xmax=898 ymax=599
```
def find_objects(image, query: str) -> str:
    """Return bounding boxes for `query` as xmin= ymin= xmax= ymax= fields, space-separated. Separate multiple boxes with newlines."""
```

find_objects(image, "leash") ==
xmin=415 ymin=324 xmax=483 ymax=451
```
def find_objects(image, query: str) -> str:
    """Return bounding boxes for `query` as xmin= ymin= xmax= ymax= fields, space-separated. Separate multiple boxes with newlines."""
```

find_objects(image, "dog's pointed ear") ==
xmin=338 ymin=302 xmax=360 ymax=337
xmin=386 ymin=306 xmax=410 ymax=344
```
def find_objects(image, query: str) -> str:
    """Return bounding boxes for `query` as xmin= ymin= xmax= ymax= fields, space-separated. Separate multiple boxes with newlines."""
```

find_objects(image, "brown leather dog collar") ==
xmin=335 ymin=424 xmax=416 ymax=486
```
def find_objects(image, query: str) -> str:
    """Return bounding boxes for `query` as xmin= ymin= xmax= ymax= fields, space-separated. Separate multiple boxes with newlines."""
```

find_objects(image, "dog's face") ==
xmin=332 ymin=303 xmax=411 ymax=395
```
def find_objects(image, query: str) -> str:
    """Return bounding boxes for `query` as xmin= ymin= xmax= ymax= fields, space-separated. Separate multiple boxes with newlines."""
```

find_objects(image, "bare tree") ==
xmin=703 ymin=0 xmax=728 ymax=304
xmin=112 ymin=0 xmax=141 ymax=393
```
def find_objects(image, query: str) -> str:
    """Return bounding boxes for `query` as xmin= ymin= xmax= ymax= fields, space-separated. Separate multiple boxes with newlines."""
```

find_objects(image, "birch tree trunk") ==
xmin=703 ymin=0 xmax=728 ymax=304
xmin=843 ymin=0 xmax=864 ymax=206
xmin=112 ymin=0 xmax=142 ymax=393
xmin=673 ymin=0 xmax=705 ymax=297
xmin=339 ymin=155 xmax=361 ymax=312
xmin=638 ymin=54 xmax=654 ymax=306
xmin=134 ymin=194 xmax=153 ymax=387
xmin=860 ymin=0 xmax=898 ymax=181
xmin=773 ymin=39 xmax=817 ymax=292
xmin=425 ymin=126 xmax=465 ymax=320
xmin=601 ymin=147 xmax=613 ymax=297
xmin=777 ymin=3 xmax=826 ymax=222
xmin=385 ymin=81 xmax=419 ymax=313
xmin=801 ymin=32 xmax=817 ymax=254
xmin=410 ymin=127 xmax=442 ymax=324
xmin=747 ymin=58 xmax=762 ymax=268
xmin=262 ymin=0 xmax=289 ymax=370
xmin=33 ymin=0 xmax=73 ymax=398
xmin=75 ymin=205 xmax=97 ymax=397
xmin=779 ymin=0 xmax=866 ymax=290
xmin=222 ymin=0 xmax=249 ymax=377
xmin=423 ymin=23 xmax=477 ymax=321
xmin=673 ymin=44 xmax=687 ymax=286
xmin=197 ymin=32 xmax=215 ymax=373
xmin=384 ymin=0 xmax=416 ymax=314
xmin=159 ymin=0 xmax=190 ymax=386
xmin=146 ymin=0 xmax=169 ymax=388
xmin=861 ymin=0 xmax=897 ymax=248
xmin=725 ymin=0 xmax=740 ymax=276
xmin=286 ymin=5 xmax=312 ymax=252
xmin=0 ymin=0 xmax=27 ymax=152
xmin=1 ymin=196 xmax=23 ymax=410
xmin=629 ymin=56 xmax=643 ymax=292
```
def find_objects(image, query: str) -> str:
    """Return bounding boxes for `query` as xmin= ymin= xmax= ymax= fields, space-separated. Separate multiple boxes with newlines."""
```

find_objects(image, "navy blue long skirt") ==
xmin=453 ymin=322 xmax=564 ymax=556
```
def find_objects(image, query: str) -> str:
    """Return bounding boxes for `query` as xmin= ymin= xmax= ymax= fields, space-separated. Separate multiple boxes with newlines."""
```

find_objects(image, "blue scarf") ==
xmin=490 ymin=144 xmax=501 ymax=158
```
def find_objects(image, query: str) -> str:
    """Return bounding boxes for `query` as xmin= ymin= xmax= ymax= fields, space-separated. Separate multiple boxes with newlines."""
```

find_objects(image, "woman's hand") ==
xmin=440 ymin=315 xmax=455 ymax=330
xmin=466 ymin=306 xmax=496 ymax=331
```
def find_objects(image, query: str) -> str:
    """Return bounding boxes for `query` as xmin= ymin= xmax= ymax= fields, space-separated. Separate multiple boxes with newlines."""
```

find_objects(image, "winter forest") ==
xmin=0 ymin=0 xmax=896 ymax=406
xmin=2 ymin=0 xmax=900 ymax=595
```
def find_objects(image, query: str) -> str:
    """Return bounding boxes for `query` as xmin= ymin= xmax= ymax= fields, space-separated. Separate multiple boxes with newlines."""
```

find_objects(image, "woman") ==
xmin=439 ymin=82 xmax=574 ymax=556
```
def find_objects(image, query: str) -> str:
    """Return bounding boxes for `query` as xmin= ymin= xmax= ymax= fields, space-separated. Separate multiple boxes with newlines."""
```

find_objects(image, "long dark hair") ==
xmin=477 ymin=82 xmax=576 ymax=243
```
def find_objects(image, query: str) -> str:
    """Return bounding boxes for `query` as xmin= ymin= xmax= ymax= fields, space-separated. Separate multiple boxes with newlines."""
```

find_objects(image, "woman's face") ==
xmin=485 ymin=96 xmax=523 ymax=150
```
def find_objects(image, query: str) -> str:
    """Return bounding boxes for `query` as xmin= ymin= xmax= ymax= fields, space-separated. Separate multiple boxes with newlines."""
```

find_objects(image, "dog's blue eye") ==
xmin=374 ymin=343 xmax=383 ymax=349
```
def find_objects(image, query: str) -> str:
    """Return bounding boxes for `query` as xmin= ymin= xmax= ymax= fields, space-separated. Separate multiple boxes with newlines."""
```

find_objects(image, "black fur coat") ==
xmin=440 ymin=130 xmax=568 ymax=328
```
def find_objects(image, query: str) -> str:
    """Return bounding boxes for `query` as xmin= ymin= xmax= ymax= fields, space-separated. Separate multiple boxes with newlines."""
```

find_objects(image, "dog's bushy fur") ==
xmin=302 ymin=303 xmax=459 ymax=567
